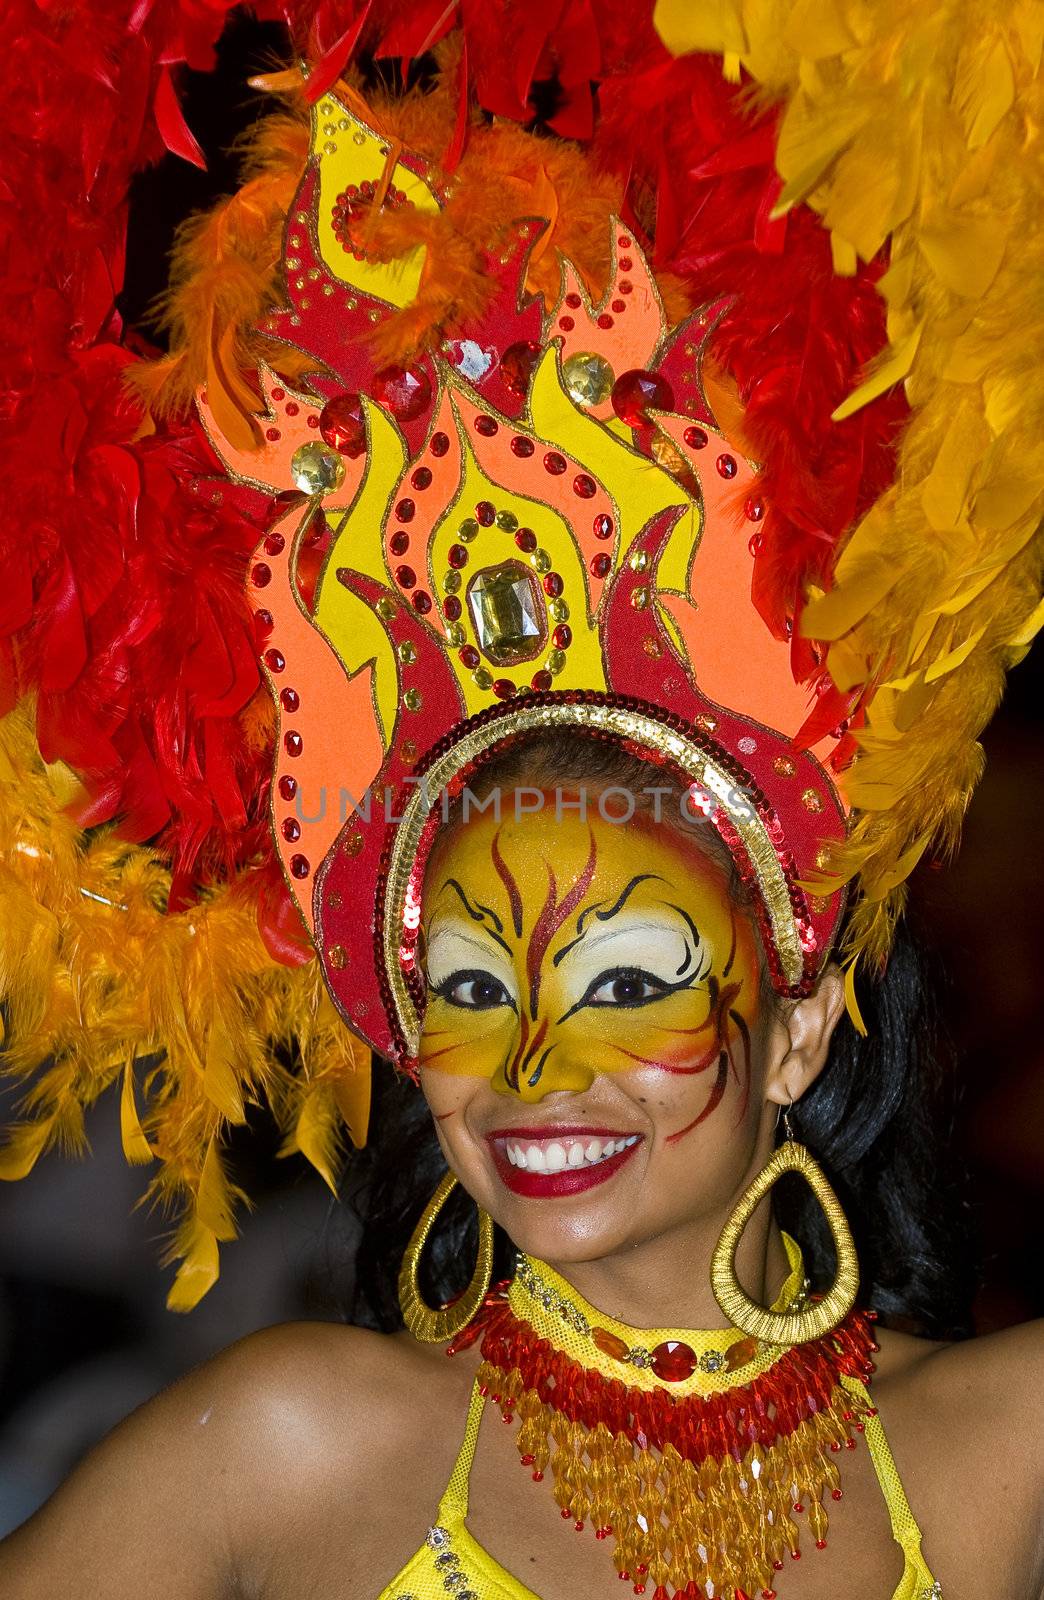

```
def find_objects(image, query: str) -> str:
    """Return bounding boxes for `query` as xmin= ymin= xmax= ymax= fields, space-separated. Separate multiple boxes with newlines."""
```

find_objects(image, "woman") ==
xmin=1 ymin=4 xmax=1042 ymax=1597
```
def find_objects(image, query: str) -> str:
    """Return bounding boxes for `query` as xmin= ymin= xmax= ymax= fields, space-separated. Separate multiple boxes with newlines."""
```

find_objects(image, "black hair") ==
xmin=340 ymin=732 xmax=977 ymax=1342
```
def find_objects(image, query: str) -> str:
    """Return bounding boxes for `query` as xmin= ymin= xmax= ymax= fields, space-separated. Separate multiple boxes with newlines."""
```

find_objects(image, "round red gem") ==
xmin=619 ymin=280 xmax=633 ymax=294
xmin=289 ymin=854 xmax=310 ymax=879
xmin=619 ymin=255 xmax=633 ymax=270
xmin=573 ymin=473 xmax=596 ymax=499
xmin=253 ymin=608 xmax=273 ymax=636
xmin=553 ymin=624 xmax=572 ymax=649
xmin=500 ymin=341 xmax=541 ymax=396
xmin=443 ymin=595 xmax=462 ymax=620
xmin=319 ymin=392 xmax=366 ymax=457
xmin=559 ymin=316 xmax=575 ymax=332
xmin=280 ymin=687 xmax=300 ymax=712
xmin=264 ymin=532 xmax=285 ymax=555
xmin=593 ymin=513 xmax=614 ymax=540
xmin=475 ymin=501 xmax=496 ymax=526
xmin=565 ymin=292 xmax=582 ymax=309
xmin=492 ymin=678 xmax=516 ymax=699
xmin=515 ymin=529 xmax=537 ymax=552
xmin=412 ymin=466 xmax=432 ymax=489
xmin=475 ymin=415 xmax=498 ymax=437
xmin=717 ymin=453 xmax=738 ymax=478
xmin=265 ymin=427 xmax=281 ymax=442
xmin=597 ymin=314 xmax=614 ymax=330
xmin=532 ymin=670 xmax=553 ymax=690
xmin=649 ymin=1339 xmax=697 ymax=1381
xmin=372 ymin=364 xmax=431 ymax=421
xmin=511 ymin=435 xmax=535 ymax=457
xmin=745 ymin=495 xmax=765 ymax=521
xmin=278 ymin=775 xmax=297 ymax=801
xmin=271 ymin=387 xmax=285 ymax=401
xmin=611 ymin=299 xmax=626 ymax=313
xmin=284 ymin=402 xmax=299 ymax=417
xmin=390 ymin=531 xmax=410 ymax=556
xmin=264 ymin=647 xmax=285 ymax=672
xmin=684 ymin=426 xmax=708 ymax=450
xmin=590 ymin=553 xmax=611 ymax=577
xmin=543 ymin=572 xmax=564 ymax=597
xmin=306 ymin=415 xmax=318 ymax=428
xmin=611 ymin=369 xmax=674 ymax=426
xmin=459 ymin=646 xmax=480 ymax=668
xmin=395 ymin=498 xmax=416 ymax=523
xmin=284 ymin=730 xmax=303 ymax=757
xmin=251 ymin=562 xmax=271 ymax=587
xmin=430 ymin=431 xmax=450 ymax=457
xmin=395 ymin=564 xmax=417 ymax=588
xmin=282 ymin=817 xmax=301 ymax=842
xmin=544 ymin=451 xmax=567 ymax=475
xmin=448 ymin=544 xmax=469 ymax=569
xmin=412 ymin=592 xmax=432 ymax=614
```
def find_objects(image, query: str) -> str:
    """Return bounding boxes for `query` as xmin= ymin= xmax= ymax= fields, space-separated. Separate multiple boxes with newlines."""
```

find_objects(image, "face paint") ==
xmin=419 ymin=804 xmax=761 ymax=1115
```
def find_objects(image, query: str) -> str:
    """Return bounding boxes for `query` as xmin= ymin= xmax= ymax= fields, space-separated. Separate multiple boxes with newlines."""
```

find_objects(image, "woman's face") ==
xmin=417 ymin=794 xmax=773 ymax=1262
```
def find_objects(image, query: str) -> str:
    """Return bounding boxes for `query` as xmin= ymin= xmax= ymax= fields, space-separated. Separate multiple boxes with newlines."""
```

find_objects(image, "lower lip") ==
xmin=489 ymin=1139 xmax=641 ymax=1197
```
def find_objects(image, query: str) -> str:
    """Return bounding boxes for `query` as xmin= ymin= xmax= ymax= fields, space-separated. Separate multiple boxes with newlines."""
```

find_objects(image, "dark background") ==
xmin=1 ymin=14 xmax=1041 ymax=1538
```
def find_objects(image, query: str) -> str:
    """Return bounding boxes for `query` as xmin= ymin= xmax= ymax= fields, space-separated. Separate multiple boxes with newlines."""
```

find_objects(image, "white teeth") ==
xmin=544 ymin=1141 xmax=568 ymax=1173
xmin=601 ymin=1140 xmax=616 ymax=1158
xmin=502 ymin=1134 xmax=641 ymax=1172
xmin=585 ymin=1138 xmax=602 ymax=1161
xmin=613 ymin=1139 xmax=627 ymax=1153
xmin=568 ymin=1143 xmax=585 ymax=1167
xmin=527 ymin=1145 xmax=547 ymax=1171
xmin=506 ymin=1145 xmax=518 ymax=1166
xmin=515 ymin=1146 xmax=527 ymax=1169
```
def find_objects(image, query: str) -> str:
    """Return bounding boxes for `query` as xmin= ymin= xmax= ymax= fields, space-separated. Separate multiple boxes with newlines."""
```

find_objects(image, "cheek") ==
xmin=418 ymin=999 xmax=515 ymax=1078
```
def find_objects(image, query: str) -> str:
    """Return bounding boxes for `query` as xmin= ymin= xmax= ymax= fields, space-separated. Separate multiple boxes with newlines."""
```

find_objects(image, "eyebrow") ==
xmin=553 ymin=873 xmax=664 ymax=965
xmin=439 ymin=879 xmax=512 ymax=956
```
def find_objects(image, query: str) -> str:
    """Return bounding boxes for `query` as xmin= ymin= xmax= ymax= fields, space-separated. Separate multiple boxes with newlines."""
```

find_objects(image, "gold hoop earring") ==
xmin=398 ymin=1171 xmax=495 ymax=1343
xmin=710 ymin=1109 xmax=859 ymax=1345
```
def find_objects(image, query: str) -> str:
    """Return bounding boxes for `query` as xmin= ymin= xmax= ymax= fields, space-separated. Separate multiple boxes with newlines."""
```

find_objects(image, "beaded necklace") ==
xmin=448 ymin=1235 xmax=880 ymax=1600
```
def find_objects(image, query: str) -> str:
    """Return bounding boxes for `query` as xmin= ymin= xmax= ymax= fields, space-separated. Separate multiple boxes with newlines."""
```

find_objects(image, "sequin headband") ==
xmin=200 ymin=89 xmax=854 ymax=1065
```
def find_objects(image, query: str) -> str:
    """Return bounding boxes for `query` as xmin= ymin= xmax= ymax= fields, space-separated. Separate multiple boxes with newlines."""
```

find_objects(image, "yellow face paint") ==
xmin=419 ymin=802 xmax=762 ymax=1123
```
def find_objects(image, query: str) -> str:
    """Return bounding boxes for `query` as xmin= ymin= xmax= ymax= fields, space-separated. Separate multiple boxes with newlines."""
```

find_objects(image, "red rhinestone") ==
xmin=619 ymin=280 xmax=633 ymax=293
xmin=500 ymin=340 xmax=541 ymax=396
xmin=251 ymin=562 xmax=272 ymax=587
xmin=619 ymin=255 xmax=633 ymax=270
xmin=593 ymin=513 xmax=614 ymax=540
xmin=532 ymin=670 xmax=553 ymax=690
xmin=597 ymin=314 xmax=614 ymax=329
xmin=412 ymin=592 xmax=432 ymax=614
xmin=284 ymin=731 xmax=303 ymax=757
xmin=289 ymin=854 xmax=310 ymax=879
xmin=278 ymin=775 xmax=297 ymax=801
xmin=395 ymin=564 xmax=416 ymax=589
xmin=265 ymin=427 xmax=281 ymax=442
xmin=717 ymin=453 xmax=737 ymax=478
xmin=815 ymin=1540 xmax=827 ymax=1549
xmin=395 ymin=498 xmax=416 ymax=522
xmin=511 ymin=435 xmax=535 ymax=457
xmin=611 ymin=369 xmax=674 ymax=426
xmin=590 ymin=553 xmax=611 ymax=577
xmin=565 ymin=292 xmax=582 ymax=308
xmin=492 ymin=678 xmax=516 ymax=699
xmin=790 ymin=1550 xmax=801 ymax=1560
xmin=284 ymin=402 xmax=299 ymax=417
xmin=459 ymin=646 xmax=480 ymax=669
xmin=448 ymin=545 xmax=469 ymax=569
xmin=831 ymin=1488 xmax=843 ymax=1500
xmin=390 ymin=531 xmax=410 ymax=556
xmin=649 ymin=1340 xmax=697 ymax=1382
xmin=282 ymin=817 xmax=301 ymax=842
xmin=264 ymin=532 xmax=285 ymax=555
xmin=430 ymin=431 xmax=450 ymax=457
xmin=544 ymin=452 xmax=567 ymax=475
xmin=573 ymin=473 xmax=596 ymax=498
xmin=319 ymin=392 xmax=367 ymax=457
xmin=253 ymin=608 xmax=273 ymax=636
xmin=271 ymin=387 xmax=285 ymax=401
xmin=443 ymin=595 xmax=462 ymax=620
xmin=612 ymin=299 xmax=626 ymax=313
xmin=475 ymin=415 xmax=498 ymax=436
xmin=543 ymin=572 xmax=563 ymax=597
xmin=684 ymin=426 xmax=708 ymax=450
xmin=306 ymin=415 xmax=318 ymax=428
xmin=280 ymin=687 xmax=300 ymax=712
xmin=372 ymin=364 xmax=431 ymax=421
xmin=745 ymin=496 xmax=765 ymax=521
xmin=412 ymin=466 xmax=433 ymax=489
xmin=515 ymin=528 xmax=537 ymax=552
xmin=264 ymin=648 xmax=285 ymax=672
xmin=559 ymin=316 xmax=575 ymax=332
xmin=553 ymin=624 xmax=572 ymax=649
xmin=475 ymin=501 xmax=496 ymax=526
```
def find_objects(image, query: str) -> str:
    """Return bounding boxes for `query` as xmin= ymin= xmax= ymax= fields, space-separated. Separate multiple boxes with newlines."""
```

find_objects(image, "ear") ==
xmin=763 ymin=962 xmax=847 ymax=1109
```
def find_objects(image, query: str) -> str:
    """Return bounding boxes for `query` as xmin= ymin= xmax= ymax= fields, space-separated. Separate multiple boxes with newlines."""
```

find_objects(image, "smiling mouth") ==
xmin=485 ymin=1126 xmax=642 ymax=1197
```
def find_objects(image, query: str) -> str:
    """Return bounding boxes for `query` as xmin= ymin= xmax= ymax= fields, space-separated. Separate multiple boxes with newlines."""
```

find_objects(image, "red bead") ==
xmin=390 ymin=531 xmax=410 ymax=556
xmin=573 ymin=473 xmax=596 ymax=498
xmin=531 ymin=670 xmax=553 ymax=690
xmin=500 ymin=341 xmax=541 ymax=396
xmin=430 ymin=431 xmax=450 ymax=457
xmin=395 ymin=564 xmax=417 ymax=588
xmin=264 ymin=648 xmax=285 ymax=673
xmin=619 ymin=280 xmax=633 ymax=294
xmin=289 ymin=854 xmax=310 ymax=879
xmin=448 ymin=545 xmax=469 ymax=569
xmin=475 ymin=415 xmax=498 ymax=436
xmin=716 ymin=453 xmax=737 ymax=478
xmin=542 ymin=572 xmax=563 ymax=597
xmin=443 ymin=595 xmax=462 ymax=621
xmin=559 ymin=316 xmax=575 ymax=332
xmin=319 ymin=392 xmax=366 ymax=457
xmin=684 ymin=426 xmax=708 ymax=450
xmin=278 ymin=775 xmax=297 ymax=801
xmin=561 ymin=1508 xmax=572 ymax=1519
xmin=815 ymin=1540 xmax=827 ymax=1549
xmin=593 ymin=513 xmax=614 ymax=540
xmin=280 ymin=687 xmax=300 ymax=712
xmin=553 ymin=624 xmax=572 ymax=649
xmin=412 ymin=466 xmax=432 ymax=489
xmin=612 ymin=299 xmax=626 ymax=313
xmin=271 ymin=387 xmax=285 ymax=401
xmin=492 ymin=678 xmax=516 ymax=699
xmin=565 ymin=292 xmax=582 ymax=308
xmin=475 ymin=500 xmax=496 ymax=525
xmin=515 ymin=528 xmax=537 ymax=552
xmin=253 ymin=608 xmax=273 ymax=636
xmin=590 ymin=552 xmax=611 ymax=577
xmin=831 ymin=1488 xmax=843 ymax=1500
xmin=284 ymin=731 xmax=303 ymax=757
xmin=597 ymin=313 xmax=614 ymax=329
xmin=649 ymin=1339 xmax=697 ymax=1382
xmin=619 ymin=254 xmax=633 ymax=270
xmin=372 ymin=364 xmax=431 ymax=421
xmin=264 ymin=532 xmax=285 ymax=555
xmin=543 ymin=451 xmax=567 ymax=475
xmin=459 ymin=646 xmax=480 ymax=668
xmin=574 ymin=1521 xmax=584 ymax=1532
xmin=395 ymin=498 xmax=415 ymax=522
xmin=266 ymin=427 xmax=281 ymax=442
xmin=282 ymin=817 xmax=301 ymax=842
xmin=285 ymin=402 xmax=299 ymax=417
xmin=412 ymin=592 xmax=432 ymax=614
xmin=789 ymin=1550 xmax=801 ymax=1560
xmin=744 ymin=496 xmax=765 ymax=522
xmin=510 ymin=435 xmax=535 ymax=457
xmin=611 ymin=369 xmax=674 ymax=425
xmin=251 ymin=562 xmax=272 ymax=587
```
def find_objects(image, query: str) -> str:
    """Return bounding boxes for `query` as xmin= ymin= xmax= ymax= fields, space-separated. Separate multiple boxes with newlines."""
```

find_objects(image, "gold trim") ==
xmin=383 ymin=702 xmax=804 ymax=1052
xmin=398 ymin=1172 xmax=495 ymax=1342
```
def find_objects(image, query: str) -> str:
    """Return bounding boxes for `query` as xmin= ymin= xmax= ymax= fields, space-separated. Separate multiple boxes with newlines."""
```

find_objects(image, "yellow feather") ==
xmin=120 ymin=1062 xmax=154 ymax=1165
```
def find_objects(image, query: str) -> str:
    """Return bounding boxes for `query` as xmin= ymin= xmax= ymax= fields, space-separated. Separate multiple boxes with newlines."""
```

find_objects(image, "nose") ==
xmin=492 ymin=1022 xmax=595 ymax=1101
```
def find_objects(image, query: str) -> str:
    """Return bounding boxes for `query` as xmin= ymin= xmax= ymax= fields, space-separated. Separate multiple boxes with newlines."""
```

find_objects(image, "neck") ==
xmin=538 ymin=1204 xmax=793 ymax=1331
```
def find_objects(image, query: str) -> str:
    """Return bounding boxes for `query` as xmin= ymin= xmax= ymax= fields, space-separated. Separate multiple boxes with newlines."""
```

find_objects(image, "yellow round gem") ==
xmin=445 ymin=623 xmax=465 ymax=647
xmin=629 ymin=550 xmax=650 ymax=573
xmin=444 ymin=571 xmax=461 ymax=594
xmin=547 ymin=649 xmax=566 ymax=675
xmin=651 ymin=434 xmax=685 ymax=474
xmin=495 ymin=509 xmax=519 ymax=533
xmin=531 ymin=549 xmax=552 ymax=574
xmin=458 ymin=518 xmax=480 ymax=542
xmin=403 ymin=688 xmax=423 ymax=712
xmin=549 ymin=600 xmax=569 ymax=623
xmin=290 ymin=443 xmax=346 ymax=495
xmin=561 ymin=351 xmax=615 ymax=408
xmin=631 ymin=586 xmax=650 ymax=610
xmin=398 ymin=641 xmax=417 ymax=665
xmin=473 ymin=668 xmax=493 ymax=690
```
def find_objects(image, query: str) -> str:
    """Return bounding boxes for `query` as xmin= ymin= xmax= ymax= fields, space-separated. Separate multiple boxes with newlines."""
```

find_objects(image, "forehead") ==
xmin=423 ymin=800 xmax=731 ymax=921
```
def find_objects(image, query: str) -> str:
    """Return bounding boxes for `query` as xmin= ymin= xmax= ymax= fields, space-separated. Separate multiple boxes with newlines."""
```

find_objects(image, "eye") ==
xmin=585 ymin=966 xmax=672 ymax=1007
xmin=432 ymin=968 xmax=516 ymax=1010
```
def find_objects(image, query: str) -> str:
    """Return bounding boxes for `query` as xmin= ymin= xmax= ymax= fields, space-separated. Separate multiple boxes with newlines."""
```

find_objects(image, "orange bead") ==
xmin=592 ymin=1326 xmax=630 ymax=1361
